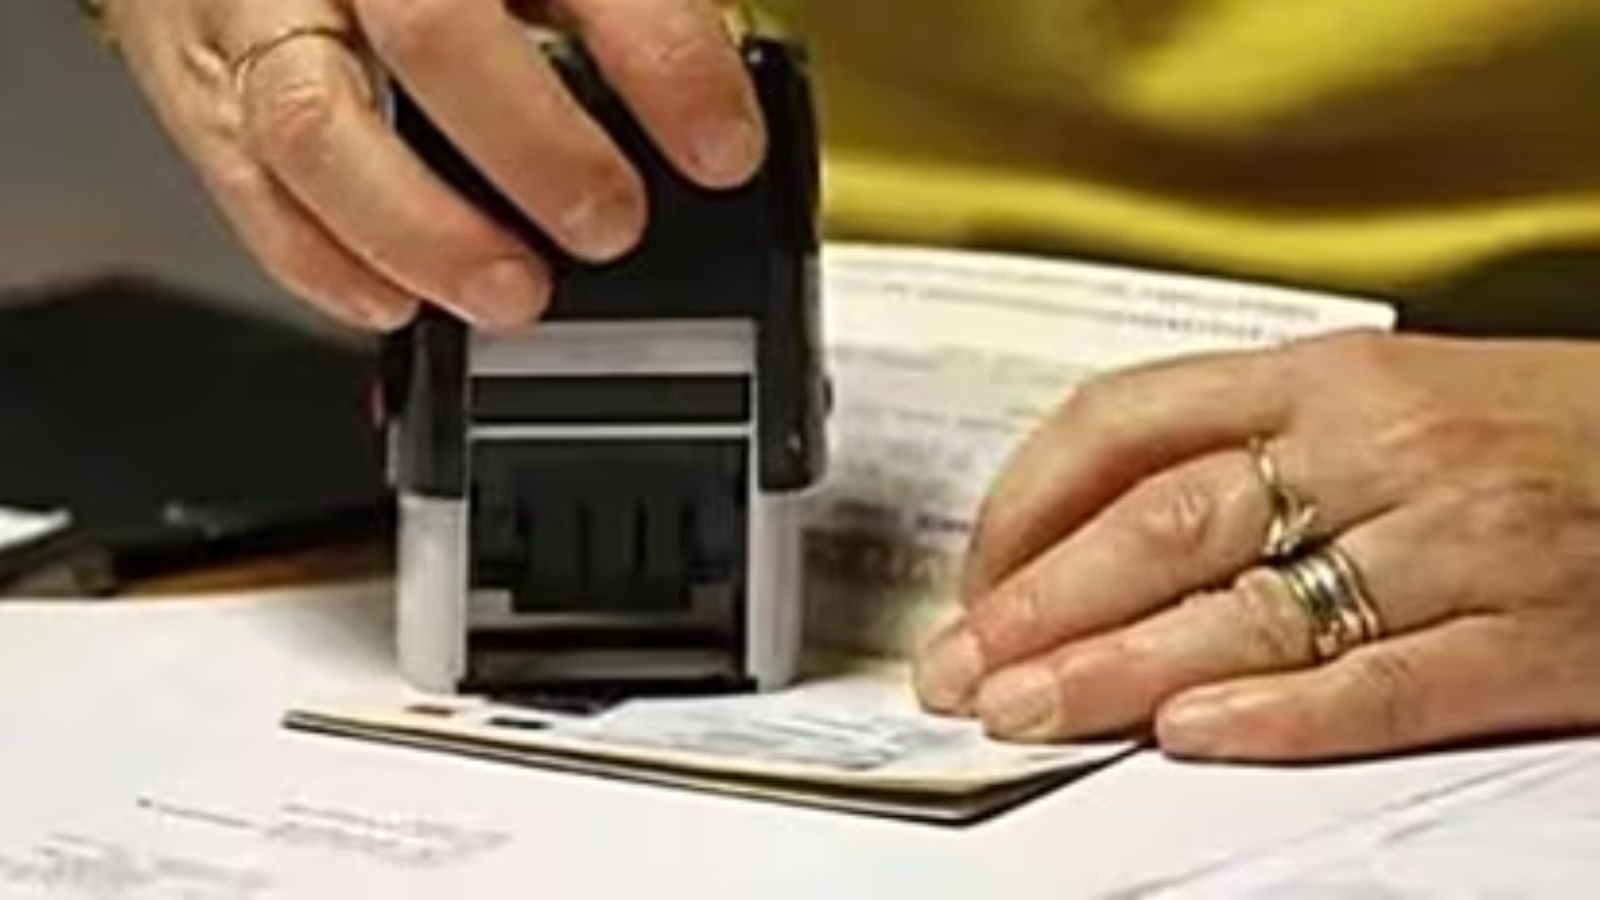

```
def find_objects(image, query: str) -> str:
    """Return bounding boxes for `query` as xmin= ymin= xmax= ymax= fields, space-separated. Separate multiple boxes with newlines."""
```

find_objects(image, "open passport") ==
xmin=288 ymin=244 xmax=1395 ymax=823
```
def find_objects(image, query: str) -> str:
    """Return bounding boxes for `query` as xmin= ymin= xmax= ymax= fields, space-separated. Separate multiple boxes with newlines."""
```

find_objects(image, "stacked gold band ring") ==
xmin=1247 ymin=438 xmax=1384 ymax=662
xmin=1277 ymin=544 xmax=1385 ymax=662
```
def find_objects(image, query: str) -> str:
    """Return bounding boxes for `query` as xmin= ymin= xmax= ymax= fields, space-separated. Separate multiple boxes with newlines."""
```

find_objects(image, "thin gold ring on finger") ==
xmin=1249 ymin=437 xmax=1320 ymax=561
xmin=230 ymin=25 xmax=361 ymax=95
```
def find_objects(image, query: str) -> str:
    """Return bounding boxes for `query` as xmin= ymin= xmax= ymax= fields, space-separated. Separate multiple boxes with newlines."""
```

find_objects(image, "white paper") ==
xmin=1152 ymin=740 xmax=1600 ymax=898
xmin=1 ymin=586 xmax=1597 ymax=899
xmin=0 ymin=506 xmax=69 ymax=554
xmin=0 ymin=582 xmax=397 ymax=739
xmin=806 ymin=244 xmax=1395 ymax=654
xmin=0 ymin=584 xmax=507 ymax=899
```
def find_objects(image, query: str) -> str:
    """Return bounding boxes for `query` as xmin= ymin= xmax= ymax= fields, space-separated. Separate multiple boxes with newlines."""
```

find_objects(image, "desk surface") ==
xmin=120 ymin=540 xmax=391 ymax=597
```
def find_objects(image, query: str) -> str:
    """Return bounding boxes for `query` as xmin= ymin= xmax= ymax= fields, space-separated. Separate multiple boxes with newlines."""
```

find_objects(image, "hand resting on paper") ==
xmin=915 ymin=332 xmax=1600 ymax=761
xmin=107 ymin=0 xmax=762 ymax=330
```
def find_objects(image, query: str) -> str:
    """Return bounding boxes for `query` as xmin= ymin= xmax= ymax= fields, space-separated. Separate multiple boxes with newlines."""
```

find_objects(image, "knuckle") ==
xmin=1080 ymin=632 xmax=1160 ymax=698
xmin=1289 ymin=332 xmax=1506 ymax=484
xmin=1425 ymin=470 xmax=1600 ymax=613
xmin=1295 ymin=329 xmax=1401 ymax=379
xmin=1289 ymin=331 xmax=1416 ymax=415
xmin=203 ymin=158 xmax=266 ymax=204
xmin=1451 ymin=473 xmax=1572 ymax=547
xmin=970 ymin=574 xmax=1051 ymax=661
xmin=1348 ymin=650 xmax=1423 ymax=745
xmin=636 ymin=10 xmax=721 ymax=75
xmin=1114 ymin=468 xmax=1221 ymax=561
xmin=360 ymin=0 xmax=458 ymax=61
xmin=1372 ymin=403 xmax=1525 ymax=480
xmin=248 ymin=79 xmax=341 ymax=173
xmin=1228 ymin=573 xmax=1314 ymax=665
xmin=1065 ymin=374 xmax=1130 ymax=434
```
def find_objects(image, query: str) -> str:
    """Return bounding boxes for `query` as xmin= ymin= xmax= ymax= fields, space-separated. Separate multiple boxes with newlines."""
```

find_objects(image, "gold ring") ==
xmin=1275 ymin=545 xmax=1385 ymax=663
xmin=230 ymin=25 xmax=359 ymax=94
xmin=1249 ymin=437 xmax=1319 ymax=561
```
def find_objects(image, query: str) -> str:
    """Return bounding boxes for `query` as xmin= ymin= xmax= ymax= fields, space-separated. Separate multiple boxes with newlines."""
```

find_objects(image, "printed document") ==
xmin=804 ymin=245 xmax=1393 ymax=653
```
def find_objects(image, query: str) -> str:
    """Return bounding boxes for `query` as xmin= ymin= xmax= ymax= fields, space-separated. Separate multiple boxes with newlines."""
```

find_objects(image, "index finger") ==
xmin=356 ymin=0 xmax=648 ymax=262
xmin=567 ymin=0 xmax=765 ymax=188
xmin=963 ymin=348 xmax=1293 ymax=604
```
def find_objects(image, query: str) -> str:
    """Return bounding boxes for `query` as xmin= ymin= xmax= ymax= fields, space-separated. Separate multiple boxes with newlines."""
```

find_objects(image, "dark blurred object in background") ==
xmin=1401 ymin=245 xmax=1600 ymax=341
xmin=0 ymin=277 xmax=390 ymax=593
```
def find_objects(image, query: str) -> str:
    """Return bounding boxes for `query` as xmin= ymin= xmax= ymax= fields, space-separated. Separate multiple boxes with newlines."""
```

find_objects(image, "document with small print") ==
xmin=0 ymin=791 xmax=513 ymax=900
xmin=804 ymin=244 xmax=1394 ymax=655
xmin=289 ymin=244 xmax=1394 ymax=823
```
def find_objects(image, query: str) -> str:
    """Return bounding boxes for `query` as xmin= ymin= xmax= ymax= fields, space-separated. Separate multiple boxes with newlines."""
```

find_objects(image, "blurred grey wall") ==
xmin=0 ymin=2 xmax=322 ymax=331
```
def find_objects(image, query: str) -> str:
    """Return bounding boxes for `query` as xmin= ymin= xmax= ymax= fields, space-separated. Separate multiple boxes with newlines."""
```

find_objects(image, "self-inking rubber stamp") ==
xmin=378 ymin=29 xmax=826 ymax=701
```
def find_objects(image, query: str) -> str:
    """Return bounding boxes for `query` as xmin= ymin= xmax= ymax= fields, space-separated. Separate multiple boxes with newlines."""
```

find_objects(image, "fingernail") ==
xmin=559 ymin=182 xmax=644 ymax=262
xmin=1159 ymin=693 xmax=1236 ymax=758
xmin=459 ymin=259 xmax=546 ymax=328
xmin=976 ymin=665 xmax=1060 ymax=741
xmin=691 ymin=114 xmax=763 ymax=187
xmin=914 ymin=628 xmax=984 ymax=713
